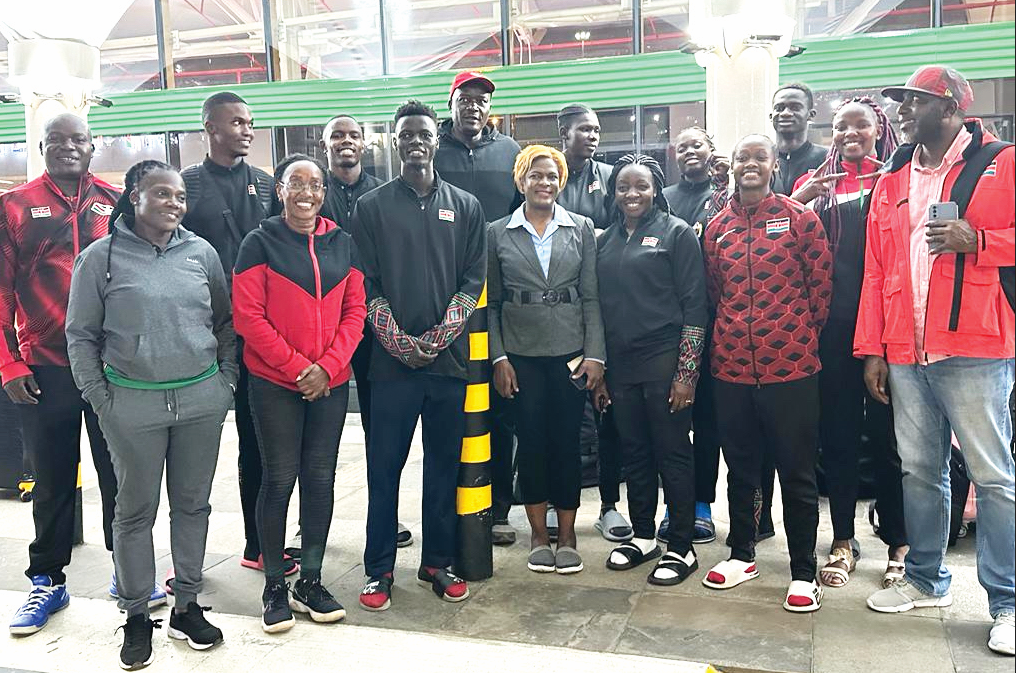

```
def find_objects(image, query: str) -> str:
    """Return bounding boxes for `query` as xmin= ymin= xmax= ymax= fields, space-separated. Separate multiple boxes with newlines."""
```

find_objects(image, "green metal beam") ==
xmin=0 ymin=22 xmax=1012 ymax=143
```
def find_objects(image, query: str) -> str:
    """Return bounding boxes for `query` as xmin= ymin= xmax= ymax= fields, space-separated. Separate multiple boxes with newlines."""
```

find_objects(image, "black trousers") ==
xmin=364 ymin=375 xmax=465 ymax=577
xmin=692 ymin=349 xmax=721 ymax=504
xmin=249 ymin=376 xmax=348 ymax=582
xmin=350 ymin=327 xmax=373 ymax=447
xmin=611 ymin=376 xmax=695 ymax=555
xmin=819 ymin=319 xmax=907 ymax=547
xmin=716 ymin=375 xmax=820 ymax=581
xmin=235 ymin=349 xmax=263 ymax=555
xmin=511 ymin=354 xmax=585 ymax=510
xmin=18 ymin=366 xmax=117 ymax=584
xmin=489 ymin=390 xmax=516 ymax=522
xmin=596 ymin=407 xmax=623 ymax=505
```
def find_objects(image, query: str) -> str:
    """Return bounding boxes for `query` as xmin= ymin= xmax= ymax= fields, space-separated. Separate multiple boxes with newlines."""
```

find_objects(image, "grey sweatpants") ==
xmin=98 ymin=374 xmax=232 ymax=616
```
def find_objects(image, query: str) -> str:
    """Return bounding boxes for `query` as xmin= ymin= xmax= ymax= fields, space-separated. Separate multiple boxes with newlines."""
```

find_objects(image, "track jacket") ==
xmin=705 ymin=193 xmax=833 ymax=385
xmin=854 ymin=120 xmax=1014 ymax=364
xmin=0 ymin=172 xmax=118 ymax=383
xmin=232 ymin=215 xmax=366 ymax=391
xmin=434 ymin=119 xmax=521 ymax=221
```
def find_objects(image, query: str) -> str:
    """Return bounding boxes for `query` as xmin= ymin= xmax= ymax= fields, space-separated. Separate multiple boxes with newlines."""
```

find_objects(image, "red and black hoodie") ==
xmin=704 ymin=193 xmax=833 ymax=385
xmin=1 ymin=172 xmax=119 ymax=384
xmin=232 ymin=215 xmax=366 ymax=391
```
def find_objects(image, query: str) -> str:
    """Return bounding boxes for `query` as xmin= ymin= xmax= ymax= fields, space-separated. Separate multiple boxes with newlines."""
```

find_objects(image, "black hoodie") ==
xmin=434 ymin=119 xmax=521 ymax=222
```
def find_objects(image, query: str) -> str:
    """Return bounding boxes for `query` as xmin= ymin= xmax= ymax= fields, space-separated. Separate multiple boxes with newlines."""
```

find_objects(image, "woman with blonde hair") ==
xmin=487 ymin=144 xmax=605 ymax=575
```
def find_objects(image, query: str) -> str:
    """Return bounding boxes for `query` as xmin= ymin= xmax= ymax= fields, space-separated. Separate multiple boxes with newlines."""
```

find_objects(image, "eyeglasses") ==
xmin=282 ymin=180 xmax=325 ymax=193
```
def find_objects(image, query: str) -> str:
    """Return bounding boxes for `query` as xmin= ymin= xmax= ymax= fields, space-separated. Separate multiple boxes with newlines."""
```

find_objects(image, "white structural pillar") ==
xmin=689 ymin=0 xmax=797 ymax=159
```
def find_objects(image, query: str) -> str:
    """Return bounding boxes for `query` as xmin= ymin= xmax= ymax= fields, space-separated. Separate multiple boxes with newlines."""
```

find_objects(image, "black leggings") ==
xmin=249 ymin=375 xmax=349 ymax=581
xmin=511 ymin=353 xmax=585 ymax=510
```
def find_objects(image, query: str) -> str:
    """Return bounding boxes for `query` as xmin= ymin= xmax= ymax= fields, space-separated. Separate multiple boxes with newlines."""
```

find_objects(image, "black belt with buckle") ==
xmin=504 ymin=287 xmax=577 ymax=306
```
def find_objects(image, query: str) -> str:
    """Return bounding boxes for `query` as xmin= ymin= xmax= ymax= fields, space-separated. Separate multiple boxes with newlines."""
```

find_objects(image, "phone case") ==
xmin=928 ymin=201 xmax=959 ymax=221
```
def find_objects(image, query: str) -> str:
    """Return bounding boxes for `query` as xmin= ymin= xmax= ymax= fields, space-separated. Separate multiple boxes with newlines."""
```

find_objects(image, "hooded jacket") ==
xmin=232 ymin=215 xmax=366 ymax=391
xmin=434 ymin=119 xmax=521 ymax=221
xmin=65 ymin=217 xmax=237 ymax=412
xmin=854 ymin=120 xmax=1014 ymax=364
xmin=0 ymin=172 xmax=119 ymax=383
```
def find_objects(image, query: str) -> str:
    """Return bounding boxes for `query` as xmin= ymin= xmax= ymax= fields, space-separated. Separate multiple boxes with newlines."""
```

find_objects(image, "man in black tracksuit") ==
xmin=351 ymin=100 xmax=486 ymax=611
xmin=180 ymin=92 xmax=281 ymax=573
xmin=434 ymin=71 xmax=521 ymax=546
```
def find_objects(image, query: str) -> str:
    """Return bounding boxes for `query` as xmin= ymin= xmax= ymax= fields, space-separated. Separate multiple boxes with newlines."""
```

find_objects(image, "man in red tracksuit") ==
xmin=855 ymin=65 xmax=1014 ymax=657
xmin=2 ymin=114 xmax=125 ymax=635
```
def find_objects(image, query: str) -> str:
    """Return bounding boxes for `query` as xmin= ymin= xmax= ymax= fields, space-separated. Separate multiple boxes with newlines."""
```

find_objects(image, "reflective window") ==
xmin=511 ymin=107 xmax=635 ymax=163
xmin=272 ymin=1 xmax=383 ymax=80
xmin=795 ymin=0 xmax=931 ymax=37
xmin=642 ymin=102 xmax=705 ymax=185
xmin=281 ymin=121 xmax=392 ymax=181
xmin=510 ymin=0 xmax=632 ymax=64
xmin=642 ymin=0 xmax=691 ymax=53
xmin=943 ymin=0 xmax=1015 ymax=25
xmin=384 ymin=0 xmax=501 ymax=74
xmin=89 ymin=134 xmax=167 ymax=186
xmin=176 ymin=128 xmax=274 ymax=174
xmin=0 ymin=33 xmax=15 ymax=94
xmin=163 ymin=0 xmax=268 ymax=88
xmin=98 ymin=0 xmax=162 ymax=93
xmin=0 ymin=142 xmax=28 ymax=191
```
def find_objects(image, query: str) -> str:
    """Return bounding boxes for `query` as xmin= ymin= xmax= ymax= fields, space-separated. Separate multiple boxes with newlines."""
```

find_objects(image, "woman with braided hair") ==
xmin=67 ymin=159 xmax=236 ymax=667
xmin=792 ymin=97 xmax=909 ymax=589
xmin=594 ymin=153 xmax=708 ymax=585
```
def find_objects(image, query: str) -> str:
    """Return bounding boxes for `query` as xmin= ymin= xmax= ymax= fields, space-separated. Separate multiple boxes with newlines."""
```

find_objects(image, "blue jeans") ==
xmin=888 ymin=357 xmax=1015 ymax=617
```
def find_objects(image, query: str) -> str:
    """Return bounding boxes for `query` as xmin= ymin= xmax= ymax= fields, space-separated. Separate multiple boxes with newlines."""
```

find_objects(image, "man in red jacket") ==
xmin=1 ymin=114 xmax=128 ymax=635
xmin=855 ymin=65 xmax=1014 ymax=656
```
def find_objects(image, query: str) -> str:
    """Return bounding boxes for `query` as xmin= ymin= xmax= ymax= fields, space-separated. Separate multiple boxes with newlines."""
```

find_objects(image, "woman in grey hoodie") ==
xmin=66 ymin=160 xmax=237 ymax=670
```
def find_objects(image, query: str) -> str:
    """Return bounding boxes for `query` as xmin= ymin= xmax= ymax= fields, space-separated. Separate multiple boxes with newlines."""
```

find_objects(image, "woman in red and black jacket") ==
xmin=233 ymin=155 xmax=366 ymax=634
xmin=702 ymin=135 xmax=832 ymax=613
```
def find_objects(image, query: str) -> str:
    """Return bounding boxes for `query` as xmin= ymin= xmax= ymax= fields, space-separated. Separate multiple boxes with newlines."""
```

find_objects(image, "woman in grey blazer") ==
xmin=488 ymin=145 xmax=606 ymax=575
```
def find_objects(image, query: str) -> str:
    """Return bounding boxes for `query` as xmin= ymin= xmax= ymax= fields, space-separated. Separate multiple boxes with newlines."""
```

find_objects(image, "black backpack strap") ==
xmin=181 ymin=164 xmax=204 ymax=205
xmin=945 ymin=140 xmax=1013 ymax=330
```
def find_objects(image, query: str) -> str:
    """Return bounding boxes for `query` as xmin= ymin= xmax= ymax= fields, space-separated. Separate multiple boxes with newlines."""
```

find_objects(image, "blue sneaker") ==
xmin=9 ymin=575 xmax=69 ymax=635
xmin=110 ymin=573 xmax=168 ymax=609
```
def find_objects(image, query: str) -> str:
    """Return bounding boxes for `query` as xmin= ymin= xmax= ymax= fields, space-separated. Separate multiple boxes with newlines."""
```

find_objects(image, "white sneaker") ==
xmin=988 ymin=613 xmax=1015 ymax=656
xmin=866 ymin=578 xmax=952 ymax=613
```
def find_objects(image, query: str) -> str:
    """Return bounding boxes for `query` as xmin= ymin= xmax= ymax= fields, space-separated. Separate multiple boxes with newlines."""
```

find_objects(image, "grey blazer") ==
xmin=487 ymin=206 xmax=606 ymax=362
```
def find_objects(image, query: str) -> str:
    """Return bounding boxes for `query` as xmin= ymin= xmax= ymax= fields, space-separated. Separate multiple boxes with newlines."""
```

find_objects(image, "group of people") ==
xmin=0 ymin=63 xmax=1012 ymax=670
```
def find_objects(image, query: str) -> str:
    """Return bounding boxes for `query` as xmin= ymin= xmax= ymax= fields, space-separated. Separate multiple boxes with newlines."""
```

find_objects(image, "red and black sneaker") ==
xmin=359 ymin=574 xmax=393 ymax=612
xmin=417 ymin=567 xmax=469 ymax=603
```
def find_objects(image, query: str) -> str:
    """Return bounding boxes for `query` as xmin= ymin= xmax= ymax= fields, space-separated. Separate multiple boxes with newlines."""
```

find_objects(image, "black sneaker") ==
xmin=117 ymin=614 xmax=160 ymax=670
xmin=291 ymin=578 xmax=346 ymax=623
xmin=167 ymin=602 xmax=223 ymax=650
xmin=261 ymin=580 xmax=295 ymax=634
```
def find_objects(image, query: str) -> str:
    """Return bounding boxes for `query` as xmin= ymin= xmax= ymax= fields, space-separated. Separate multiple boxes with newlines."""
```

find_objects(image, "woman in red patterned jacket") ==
xmin=701 ymin=134 xmax=832 ymax=613
xmin=232 ymin=154 xmax=366 ymax=634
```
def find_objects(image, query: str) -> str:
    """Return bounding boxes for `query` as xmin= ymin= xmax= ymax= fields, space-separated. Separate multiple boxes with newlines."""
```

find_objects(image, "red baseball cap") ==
xmin=449 ymin=70 xmax=495 ymax=103
xmin=882 ymin=65 xmax=974 ymax=112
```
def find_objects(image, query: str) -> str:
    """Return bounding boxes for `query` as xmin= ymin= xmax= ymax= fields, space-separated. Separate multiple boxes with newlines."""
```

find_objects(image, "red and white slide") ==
xmin=701 ymin=559 xmax=760 ymax=589
xmin=784 ymin=579 xmax=823 ymax=613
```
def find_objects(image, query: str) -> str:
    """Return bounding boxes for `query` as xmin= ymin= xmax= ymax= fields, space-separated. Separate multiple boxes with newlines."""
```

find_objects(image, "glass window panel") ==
xmin=164 ymin=0 xmax=268 ymax=88
xmin=98 ymin=0 xmax=162 ymax=94
xmin=88 ymin=134 xmax=167 ymax=186
xmin=281 ymin=122 xmax=391 ymax=180
xmin=176 ymin=128 xmax=274 ymax=173
xmin=384 ymin=0 xmax=501 ymax=75
xmin=0 ymin=32 xmax=16 ymax=94
xmin=272 ymin=0 xmax=383 ymax=80
xmin=642 ymin=102 xmax=705 ymax=184
xmin=794 ymin=0 xmax=932 ymax=38
xmin=943 ymin=0 xmax=1015 ymax=25
xmin=0 ymin=142 xmax=29 ymax=191
xmin=510 ymin=0 xmax=632 ymax=64
xmin=511 ymin=107 xmax=635 ymax=163
xmin=642 ymin=0 xmax=691 ymax=54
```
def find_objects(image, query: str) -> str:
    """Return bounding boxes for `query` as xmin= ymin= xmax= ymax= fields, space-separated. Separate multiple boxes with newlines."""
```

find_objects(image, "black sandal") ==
xmin=648 ymin=551 xmax=699 ymax=586
xmin=605 ymin=542 xmax=662 ymax=571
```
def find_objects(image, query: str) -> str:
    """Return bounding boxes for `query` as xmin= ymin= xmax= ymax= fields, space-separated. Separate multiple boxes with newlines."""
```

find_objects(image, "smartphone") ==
xmin=567 ymin=354 xmax=588 ymax=390
xmin=928 ymin=201 xmax=959 ymax=222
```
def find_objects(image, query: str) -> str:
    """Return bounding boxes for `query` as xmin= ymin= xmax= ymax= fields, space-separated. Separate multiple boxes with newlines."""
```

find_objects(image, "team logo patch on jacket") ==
xmin=765 ymin=217 xmax=790 ymax=234
xmin=30 ymin=206 xmax=51 ymax=218
xmin=983 ymin=160 xmax=997 ymax=177
xmin=248 ymin=184 xmax=257 ymax=195
xmin=438 ymin=209 xmax=455 ymax=223
xmin=90 ymin=203 xmax=114 ymax=216
xmin=588 ymin=180 xmax=601 ymax=193
xmin=641 ymin=236 xmax=659 ymax=247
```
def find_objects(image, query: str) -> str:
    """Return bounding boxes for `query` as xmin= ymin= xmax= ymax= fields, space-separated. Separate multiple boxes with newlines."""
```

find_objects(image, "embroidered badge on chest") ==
xmin=91 ymin=203 xmax=113 ymax=216
xmin=982 ymin=160 xmax=997 ymax=177
xmin=30 ymin=206 xmax=51 ymax=218
xmin=248 ymin=184 xmax=257 ymax=196
xmin=438 ymin=209 xmax=455 ymax=223
xmin=588 ymin=180 xmax=601 ymax=194
xmin=765 ymin=217 xmax=790 ymax=235
xmin=641 ymin=236 xmax=659 ymax=247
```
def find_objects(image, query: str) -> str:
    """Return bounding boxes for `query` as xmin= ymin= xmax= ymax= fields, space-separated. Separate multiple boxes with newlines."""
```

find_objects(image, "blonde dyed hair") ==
xmin=513 ymin=144 xmax=569 ymax=191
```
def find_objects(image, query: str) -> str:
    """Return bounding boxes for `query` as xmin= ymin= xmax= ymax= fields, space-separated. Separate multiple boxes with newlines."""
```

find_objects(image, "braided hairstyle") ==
xmin=606 ymin=153 xmax=671 ymax=226
xmin=811 ymin=96 xmax=899 ymax=251
xmin=106 ymin=159 xmax=177 ymax=282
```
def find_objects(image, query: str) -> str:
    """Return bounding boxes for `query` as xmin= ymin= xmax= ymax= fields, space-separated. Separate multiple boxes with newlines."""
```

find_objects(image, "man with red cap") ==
xmin=435 ymin=70 xmax=523 ymax=547
xmin=855 ymin=65 xmax=1014 ymax=656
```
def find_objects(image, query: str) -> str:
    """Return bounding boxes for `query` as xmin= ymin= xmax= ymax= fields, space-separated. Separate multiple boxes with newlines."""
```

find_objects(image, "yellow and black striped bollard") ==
xmin=455 ymin=282 xmax=493 ymax=580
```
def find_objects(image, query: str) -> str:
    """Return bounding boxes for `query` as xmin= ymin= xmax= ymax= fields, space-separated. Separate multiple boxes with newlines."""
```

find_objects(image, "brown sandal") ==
xmin=820 ymin=546 xmax=856 ymax=587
